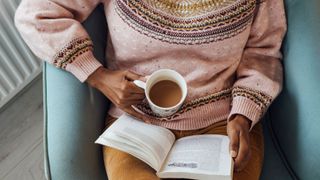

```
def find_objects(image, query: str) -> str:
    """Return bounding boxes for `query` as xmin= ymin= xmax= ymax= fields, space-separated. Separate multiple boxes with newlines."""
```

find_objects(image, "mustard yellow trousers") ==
xmin=103 ymin=116 xmax=264 ymax=180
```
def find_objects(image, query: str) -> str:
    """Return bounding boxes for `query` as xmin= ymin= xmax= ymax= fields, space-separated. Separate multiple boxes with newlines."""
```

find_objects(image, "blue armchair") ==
xmin=43 ymin=1 xmax=320 ymax=180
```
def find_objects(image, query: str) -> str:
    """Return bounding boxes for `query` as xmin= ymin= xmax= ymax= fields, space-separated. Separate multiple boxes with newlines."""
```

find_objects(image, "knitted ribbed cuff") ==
xmin=66 ymin=51 xmax=103 ymax=82
xmin=228 ymin=96 xmax=262 ymax=131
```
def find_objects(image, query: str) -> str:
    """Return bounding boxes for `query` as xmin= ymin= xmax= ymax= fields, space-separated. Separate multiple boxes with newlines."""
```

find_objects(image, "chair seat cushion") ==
xmin=260 ymin=120 xmax=292 ymax=180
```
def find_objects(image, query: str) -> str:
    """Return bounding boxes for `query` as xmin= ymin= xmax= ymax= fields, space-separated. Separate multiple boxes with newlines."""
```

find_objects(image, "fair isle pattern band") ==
xmin=115 ymin=0 xmax=256 ymax=44
xmin=53 ymin=37 xmax=93 ymax=69
xmin=143 ymin=0 xmax=238 ymax=18
xmin=232 ymin=86 xmax=272 ymax=113
xmin=135 ymin=88 xmax=232 ymax=120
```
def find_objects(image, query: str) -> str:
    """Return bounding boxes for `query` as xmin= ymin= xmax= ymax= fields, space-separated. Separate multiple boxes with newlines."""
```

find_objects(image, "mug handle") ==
xmin=133 ymin=80 xmax=146 ymax=90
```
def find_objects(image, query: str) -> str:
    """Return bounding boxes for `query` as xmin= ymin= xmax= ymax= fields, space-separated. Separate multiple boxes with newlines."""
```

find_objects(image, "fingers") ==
xmin=116 ymin=82 xmax=145 ymax=106
xmin=228 ymin=128 xmax=239 ymax=159
xmin=125 ymin=70 xmax=143 ymax=81
xmin=126 ymin=81 xmax=145 ymax=94
xmin=111 ymin=76 xmax=146 ymax=108
xmin=234 ymin=131 xmax=251 ymax=171
xmin=114 ymin=93 xmax=144 ymax=108
xmin=227 ymin=115 xmax=252 ymax=172
xmin=120 ymin=72 xmax=145 ymax=93
xmin=123 ymin=99 xmax=145 ymax=107
xmin=125 ymin=93 xmax=145 ymax=101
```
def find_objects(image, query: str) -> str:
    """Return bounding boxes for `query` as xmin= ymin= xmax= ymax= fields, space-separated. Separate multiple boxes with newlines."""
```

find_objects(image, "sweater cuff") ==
xmin=65 ymin=51 xmax=102 ymax=82
xmin=228 ymin=96 xmax=263 ymax=131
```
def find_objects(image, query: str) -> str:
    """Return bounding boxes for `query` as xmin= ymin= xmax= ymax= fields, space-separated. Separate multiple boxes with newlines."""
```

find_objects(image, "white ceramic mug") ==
xmin=133 ymin=69 xmax=187 ymax=117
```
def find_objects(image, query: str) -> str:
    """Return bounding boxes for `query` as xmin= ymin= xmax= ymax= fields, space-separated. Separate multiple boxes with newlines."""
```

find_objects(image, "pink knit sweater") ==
xmin=15 ymin=0 xmax=286 ymax=130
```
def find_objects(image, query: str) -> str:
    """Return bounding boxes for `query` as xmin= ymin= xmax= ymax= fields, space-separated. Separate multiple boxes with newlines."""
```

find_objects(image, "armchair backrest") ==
xmin=269 ymin=0 xmax=320 ymax=179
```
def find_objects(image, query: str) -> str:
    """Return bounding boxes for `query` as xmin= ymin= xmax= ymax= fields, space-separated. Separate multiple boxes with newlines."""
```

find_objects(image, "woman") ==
xmin=15 ymin=0 xmax=286 ymax=179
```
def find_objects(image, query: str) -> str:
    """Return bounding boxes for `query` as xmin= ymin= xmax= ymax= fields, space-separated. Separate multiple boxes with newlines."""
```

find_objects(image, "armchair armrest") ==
xmin=43 ymin=5 xmax=109 ymax=180
xmin=266 ymin=0 xmax=320 ymax=179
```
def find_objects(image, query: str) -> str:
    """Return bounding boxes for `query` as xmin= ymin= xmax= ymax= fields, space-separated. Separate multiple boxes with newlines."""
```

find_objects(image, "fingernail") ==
xmin=230 ymin=150 xmax=237 ymax=157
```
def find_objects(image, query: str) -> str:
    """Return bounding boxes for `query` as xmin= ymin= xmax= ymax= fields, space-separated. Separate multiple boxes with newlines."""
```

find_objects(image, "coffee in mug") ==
xmin=149 ymin=80 xmax=182 ymax=108
xmin=133 ymin=69 xmax=187 ymax=117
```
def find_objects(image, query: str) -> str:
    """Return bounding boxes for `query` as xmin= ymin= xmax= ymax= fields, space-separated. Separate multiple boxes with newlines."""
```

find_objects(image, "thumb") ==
xmin=228 ymin=129 xmax=239 ymax=158
xmin=125 ymin=71 xmax=143 ymax=81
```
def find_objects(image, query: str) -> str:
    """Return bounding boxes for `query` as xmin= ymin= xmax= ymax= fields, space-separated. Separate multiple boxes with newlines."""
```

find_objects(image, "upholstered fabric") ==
xmin=260 ymin=116 xmax=292 ymax=180
xmin=266 ymin=0 xmax=320 ymax=179
xmin=43 ymin=5 xmax=109 ymax=180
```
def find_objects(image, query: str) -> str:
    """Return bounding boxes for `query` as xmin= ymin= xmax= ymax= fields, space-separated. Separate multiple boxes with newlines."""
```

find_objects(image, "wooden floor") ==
xmin=0 ymin=76 xmax=45 ymax=180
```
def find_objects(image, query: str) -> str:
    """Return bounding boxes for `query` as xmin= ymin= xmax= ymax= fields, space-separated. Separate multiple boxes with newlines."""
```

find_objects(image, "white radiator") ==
xmin=0 ymin=0 xmax=42 ymax=109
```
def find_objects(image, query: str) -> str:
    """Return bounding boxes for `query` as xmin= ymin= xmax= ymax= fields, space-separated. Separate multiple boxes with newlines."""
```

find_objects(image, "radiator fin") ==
xmin=0 ymin=0 xmax=42 ymax=109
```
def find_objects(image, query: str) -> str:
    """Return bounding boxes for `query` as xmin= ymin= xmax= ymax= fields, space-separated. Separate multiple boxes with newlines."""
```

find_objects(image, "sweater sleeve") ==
xmin=14 ymin=0 xmax=103 ymax=82
xmin=228 ymin=0 xmax=287 ymax=129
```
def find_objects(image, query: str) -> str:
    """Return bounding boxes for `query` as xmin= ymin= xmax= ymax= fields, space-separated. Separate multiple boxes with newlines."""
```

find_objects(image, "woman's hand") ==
xmin=227 ymin=114 xmax=251 ymax=172
xmin=86 ymin=67 xmax=146 ymax=120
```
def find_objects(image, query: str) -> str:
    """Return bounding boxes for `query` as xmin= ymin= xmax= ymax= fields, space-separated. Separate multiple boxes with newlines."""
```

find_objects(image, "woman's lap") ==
xmin=103 ymin=116 xmax=264 ymax=180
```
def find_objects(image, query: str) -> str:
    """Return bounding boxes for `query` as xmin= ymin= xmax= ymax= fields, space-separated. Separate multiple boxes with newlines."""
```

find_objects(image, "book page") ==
xmin=96 ymin=131 xmax=158 ymax=169
xmin=158 ymin=135 xmax=232 ymax=179
xmin=95 ymin=114 xmax=176 ymax=171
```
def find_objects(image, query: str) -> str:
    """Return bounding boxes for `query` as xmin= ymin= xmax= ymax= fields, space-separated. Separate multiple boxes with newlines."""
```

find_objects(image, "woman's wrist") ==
xmin=86 ymin=66 xmax=106 ymax=88
xmin=229 ymin=114 xmax=251 ymax=130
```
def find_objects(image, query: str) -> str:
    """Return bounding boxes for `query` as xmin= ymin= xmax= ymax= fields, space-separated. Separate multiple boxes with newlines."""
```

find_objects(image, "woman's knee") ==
xmin=103 ymin=147 xmax=160 ymax=180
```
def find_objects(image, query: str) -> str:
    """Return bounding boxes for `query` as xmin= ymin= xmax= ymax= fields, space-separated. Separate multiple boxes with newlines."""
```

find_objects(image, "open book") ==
xmin=95 ymin=114 xmax=233 ymax=180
